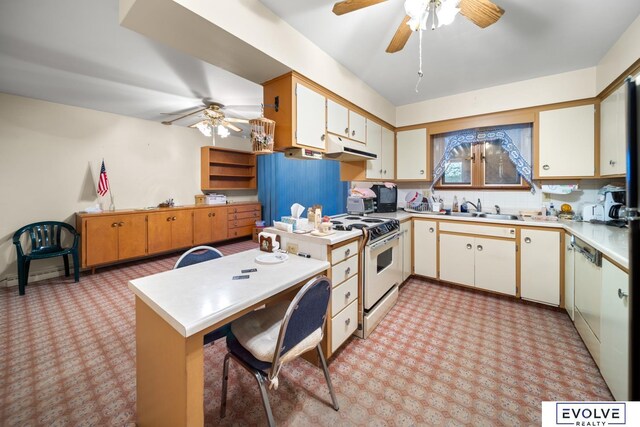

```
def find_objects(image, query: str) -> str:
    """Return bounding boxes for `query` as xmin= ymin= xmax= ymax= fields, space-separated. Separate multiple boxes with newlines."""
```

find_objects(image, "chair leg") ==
xmin=220 ymin=353 xmax=231 ymax=419
xmin=72 ymin=250 xmax=80 ymax=282
xmin=317 ymin=344 xmax=339 ymax=411
xmin=63 ymin=254 xmax=70 ymax=277
xmin=24 ymin=259 xmax=31 ymax=286
xmin=17 ymin=259 xmax=26 ymax=296
xmin=254 ymin=372 xmax=275 ymax=427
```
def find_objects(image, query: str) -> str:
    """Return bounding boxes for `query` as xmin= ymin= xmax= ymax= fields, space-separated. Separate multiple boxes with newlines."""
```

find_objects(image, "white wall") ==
xmin=597 ymin=15 xmax=640 ymax=93
xmin=0 ymin=93 xmax=256 ymax=284
xmin=396 ymin=68 xmax=597 ymax=126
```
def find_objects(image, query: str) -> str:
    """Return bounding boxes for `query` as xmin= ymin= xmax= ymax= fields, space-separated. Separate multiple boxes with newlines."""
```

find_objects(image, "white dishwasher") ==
xmin=573 ymin=237 xmax=603 ymax=366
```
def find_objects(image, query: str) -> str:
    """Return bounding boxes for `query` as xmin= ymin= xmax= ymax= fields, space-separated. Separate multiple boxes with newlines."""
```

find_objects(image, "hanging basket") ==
xmin=250 ymin=117 xmax=275 ymax=154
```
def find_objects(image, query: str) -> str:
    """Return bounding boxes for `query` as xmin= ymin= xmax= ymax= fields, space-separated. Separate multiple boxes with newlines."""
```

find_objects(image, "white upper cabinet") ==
xmin=365 ymin=120 xmax=382 ymax=179
xmin=349 ymin=110 xmax=366 ymax=142
xmin=396 ymin=128 xmax=427 ymax=180
xmin=327 ymin=99 xmax=349 ymax=137
xmin=381 ymin=127 xmax=395 ymax=179
xmin=296 ymin=83 xmax=326 ymax=150
xmin=600 ymin=85 xmax=627 ymax=176
xmin=538 ymin=104 xmax=595 ymax=178
xmin=326 ymin=99 xmax=366 ymax=143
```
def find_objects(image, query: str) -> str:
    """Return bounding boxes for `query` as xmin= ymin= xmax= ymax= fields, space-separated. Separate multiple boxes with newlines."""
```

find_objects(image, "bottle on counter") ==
xmin=548 ymin=202 xmax=557 ymax=217
xmin=461 ymin=197 xmax=468 ymax=213
xmin=477 ymin=198 xmax=482 ymax=213
xmin=452 ymin=196 xmax=459 ymax=212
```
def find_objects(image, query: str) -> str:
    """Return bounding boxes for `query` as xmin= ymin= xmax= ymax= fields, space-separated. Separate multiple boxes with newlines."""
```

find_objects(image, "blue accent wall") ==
xmin=257 ymin=153 xmax=349 ymax=226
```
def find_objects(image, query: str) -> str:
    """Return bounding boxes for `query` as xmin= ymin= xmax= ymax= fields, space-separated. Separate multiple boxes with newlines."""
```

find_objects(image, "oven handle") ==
xmin=368 ymin=232 xmax=400 ymax=250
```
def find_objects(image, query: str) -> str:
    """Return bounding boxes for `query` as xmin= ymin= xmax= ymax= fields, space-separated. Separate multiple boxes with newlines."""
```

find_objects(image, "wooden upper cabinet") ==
xmin=327 ymin=99 xmax=349 ymax=137
xmin=296 ymin=83 xmax=326 ymax=150
xmin=201 ymin=147 xmax=256 ymax=191
xmin=600 ymin=85 xmax=626 ymax=176
xmin=537 ymin=104 xmax=595 ymax=178
xmin=396 ymin=128 xmax=427 ymax=180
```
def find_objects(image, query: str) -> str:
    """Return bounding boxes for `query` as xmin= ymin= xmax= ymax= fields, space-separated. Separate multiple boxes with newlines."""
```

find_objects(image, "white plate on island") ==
xmin=255 ymin=252 xmax=289 ymax=265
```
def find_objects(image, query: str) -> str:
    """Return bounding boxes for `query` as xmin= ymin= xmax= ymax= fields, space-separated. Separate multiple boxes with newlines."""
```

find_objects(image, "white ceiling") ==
xmin=259 ymin=0 xmax=640 ymax=106
xmin=0 ymin=0 xmax=263 ymax=132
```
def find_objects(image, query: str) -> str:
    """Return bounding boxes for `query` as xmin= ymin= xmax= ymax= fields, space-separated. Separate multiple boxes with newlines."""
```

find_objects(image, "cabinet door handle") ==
xmin=510 ymin=229 xmax=515 ymax=235
xmin=419 ymin=170 xmax=425 ymax=175
xmin=345 ymin=291 xmax=351 ymax=299
xmin=167 ymin=217 xmax=172 ymax=222
xmin=345 ymin=318 xmax=351 ymax=326
xmin=466 ymin=244 xmax=472 ymax=249
xmin=567 ymin=246 xmax=573 ymax=252
xmin=172 ymin=216 xmax=177 ymax=221
xmin=208 ymin=212 xmax=211 ymax=217
xmin=345 ymin=267 xmax=351 ymax=276
xmin=477 ymin=245 xmax=483 ymax=251
xmin=352 ymin=130 xmax=356 ymax=137
xmin=609 ymin=160 xmax=616 ymax=166
xmin=383 ymin=170 xmax=387 ymax=174
xmin=379 ymin=169 xmax=383 ymax=174
xmin=321 ymin=134 xmax=326 ymax=141
xmin=429 ymin=227 xmax=434 ymax=233
xmin=345 ymin=248 xmax=351 ymax=257
xmin=118 ymin=222 xmax=124 ymax=227
xmin=542 ymin=164 xmax=550 ymax=171
xmin=524 ymin=237 xmax=531 ymax=243
xmin=345 ymin=127 xmax=349 ymax=135
xmin=618 ymin=288 xmax=628 ymax=299
xmin=112 ymin=222 xmax=118 ymax=227
xmin=212 ymin=212 xmax=216 ymax=217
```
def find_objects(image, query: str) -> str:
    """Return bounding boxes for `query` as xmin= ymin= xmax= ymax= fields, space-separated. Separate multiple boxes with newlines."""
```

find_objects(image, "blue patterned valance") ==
xmin=431 ymin=127 xmax=535 ymax=193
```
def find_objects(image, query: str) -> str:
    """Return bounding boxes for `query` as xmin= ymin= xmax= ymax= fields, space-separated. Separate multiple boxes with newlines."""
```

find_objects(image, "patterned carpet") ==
xmin=0 ymin=238 xmax=611 ymax=426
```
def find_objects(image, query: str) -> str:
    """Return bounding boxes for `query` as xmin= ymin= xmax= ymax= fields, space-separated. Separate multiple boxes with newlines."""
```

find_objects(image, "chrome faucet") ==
xmin=462 ymin=201 xmax=479 ymax=212
xmin=495 ymin=205 xmax=501 ymax=214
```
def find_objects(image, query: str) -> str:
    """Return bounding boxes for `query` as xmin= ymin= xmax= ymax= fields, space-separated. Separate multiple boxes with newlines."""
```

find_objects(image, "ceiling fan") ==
xmin=161 ymin=102 xmax=250 ymax=138
xmin=332 ymin=0 xmax=504 ymax=53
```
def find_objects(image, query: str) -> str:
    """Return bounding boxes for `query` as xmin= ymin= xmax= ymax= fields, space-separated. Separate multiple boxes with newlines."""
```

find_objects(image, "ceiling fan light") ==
xmin=436 ymin=0 xmax=460 ymax=27
xmin=217 ymin=124 xmax=230 ymax=138
xmin=196 ymin=121 xmax=212 ymax=137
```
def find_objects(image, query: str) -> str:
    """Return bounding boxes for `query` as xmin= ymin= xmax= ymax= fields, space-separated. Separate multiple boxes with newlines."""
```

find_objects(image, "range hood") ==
xmin=324 ymin=134 xmax=377 ymax=162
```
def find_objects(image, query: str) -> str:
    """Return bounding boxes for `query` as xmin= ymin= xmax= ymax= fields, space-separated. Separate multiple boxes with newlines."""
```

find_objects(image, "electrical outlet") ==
xmin=286 ymin=243 xmax=299 ymax=254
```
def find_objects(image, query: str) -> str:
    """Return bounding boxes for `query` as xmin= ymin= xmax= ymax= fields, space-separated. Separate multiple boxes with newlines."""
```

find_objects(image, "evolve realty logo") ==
xmin=553 ymin=402 xmax=626 ymax=426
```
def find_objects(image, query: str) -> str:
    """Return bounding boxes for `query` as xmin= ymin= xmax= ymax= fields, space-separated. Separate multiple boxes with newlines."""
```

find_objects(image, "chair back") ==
xmin=12 ymin=221 xmax=78 ymax=257
xmin=272 ymin=275 xmax=331 ymax=368
xmin=174 ymin=246 xmax=223 ymax=269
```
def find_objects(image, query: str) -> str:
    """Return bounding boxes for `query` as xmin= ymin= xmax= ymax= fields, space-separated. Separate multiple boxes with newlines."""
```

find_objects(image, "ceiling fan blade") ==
xmin=161 ymin=107 xmax=206 ymax=125
xmin=223 ymin=122 xmax=242 ymax=133
xmin=225 ymin=117 xmax=250 ymax=124
xmin=386 ymin=15 xmax=412 ymax=53
xmin=459 ymin=0 xmax=504 ymax=29
xmin=332 ymin=0 xmax=387 ymax=15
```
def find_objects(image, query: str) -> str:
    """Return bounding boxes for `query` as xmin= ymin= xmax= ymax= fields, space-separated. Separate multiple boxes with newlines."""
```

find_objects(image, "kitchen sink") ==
xmin=447 ymin=212 xmax=522 ymax=221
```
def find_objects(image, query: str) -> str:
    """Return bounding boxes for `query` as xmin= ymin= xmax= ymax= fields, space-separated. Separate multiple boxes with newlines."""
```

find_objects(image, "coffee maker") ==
xmin=603 ymin=188 xmax=626 ymax=221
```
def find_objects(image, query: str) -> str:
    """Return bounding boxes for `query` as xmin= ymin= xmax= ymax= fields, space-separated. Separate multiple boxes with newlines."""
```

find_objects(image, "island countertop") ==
xmin=128 ymin=248 xmax=330 ymax=337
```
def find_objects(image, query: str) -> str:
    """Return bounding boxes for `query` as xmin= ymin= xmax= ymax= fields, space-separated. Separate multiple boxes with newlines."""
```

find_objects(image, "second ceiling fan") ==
xmin=332 ymin=0 xmax=504 ymax=53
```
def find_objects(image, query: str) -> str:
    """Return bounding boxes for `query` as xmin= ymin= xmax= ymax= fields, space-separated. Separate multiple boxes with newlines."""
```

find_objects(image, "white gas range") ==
xmin=331 ymin=214 xmax=402 ymax=338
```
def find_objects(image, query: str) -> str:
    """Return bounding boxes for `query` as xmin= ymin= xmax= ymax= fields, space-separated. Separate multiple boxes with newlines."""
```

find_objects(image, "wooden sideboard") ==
xmin=76 ymin=202 xmax=261 ymax=269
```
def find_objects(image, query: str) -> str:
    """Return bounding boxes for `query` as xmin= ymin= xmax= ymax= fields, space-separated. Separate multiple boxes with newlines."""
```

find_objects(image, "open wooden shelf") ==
xmin=201 ymin=146 xmax=257 ymax=191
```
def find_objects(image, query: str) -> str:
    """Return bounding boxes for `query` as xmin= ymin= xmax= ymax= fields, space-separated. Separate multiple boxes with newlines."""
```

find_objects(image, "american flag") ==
xmin=97 ymin=160 xmax=109 ymax=196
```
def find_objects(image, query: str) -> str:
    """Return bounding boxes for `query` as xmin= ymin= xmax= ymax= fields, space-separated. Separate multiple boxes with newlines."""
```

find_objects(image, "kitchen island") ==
xmin=128 ymin=248 xmax=330 ymax=427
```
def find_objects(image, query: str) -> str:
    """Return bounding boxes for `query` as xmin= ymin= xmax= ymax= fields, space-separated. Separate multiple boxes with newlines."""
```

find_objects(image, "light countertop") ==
xmin=264 ymin=227 xmax=362 ymax=245
xmin=128 ymin=249 xmax=330 ymax=337
xmin=368 ymin=210 xmax=628 ymax=269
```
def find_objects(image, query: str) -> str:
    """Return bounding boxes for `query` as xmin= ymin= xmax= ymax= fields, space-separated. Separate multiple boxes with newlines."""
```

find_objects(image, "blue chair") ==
xmin=174 ymin=246 xmax=228 ymax=345
xmin=220 ymin=275 xmax=339 ymax=426
xmin=13 ymin=221 xmax=80 ymax=296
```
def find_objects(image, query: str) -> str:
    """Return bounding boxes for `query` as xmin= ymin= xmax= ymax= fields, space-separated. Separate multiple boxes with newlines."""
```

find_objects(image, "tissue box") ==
xmin=281 ymin=217 xmax=311 ymax=231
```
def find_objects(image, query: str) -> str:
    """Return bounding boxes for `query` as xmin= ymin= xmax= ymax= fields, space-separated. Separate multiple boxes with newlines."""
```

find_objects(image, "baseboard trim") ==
xmin=2 ymin=266 xmax=71 ymax=288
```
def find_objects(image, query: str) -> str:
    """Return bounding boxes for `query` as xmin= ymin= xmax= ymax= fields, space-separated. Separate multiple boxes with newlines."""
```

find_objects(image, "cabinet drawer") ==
xmin=228 ymin=226 xmax=253 ymax=238
xmin=331 ymin=274 xmax=358 ymax=315
xmin=331 ymin=299 xmax=358 ymax=353
xmin=331 ymin=241 xmax=358 ymax=265
xmin=228 ymin=204 xmax=260 ymax=214
xmin=228 ymin=218 xmax=257 ymax=228
xmin=439 ymin=222 xmax=515 ymax=238
xmin=228 ymin=211 xmax=261 ymax=220
xmin=331 ymin=255 xmax=358 ymax=287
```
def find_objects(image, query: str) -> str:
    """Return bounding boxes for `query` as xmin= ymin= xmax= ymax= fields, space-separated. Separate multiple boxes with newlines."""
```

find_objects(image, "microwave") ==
xmin=371 ymin=185 xmax=397 ymax=213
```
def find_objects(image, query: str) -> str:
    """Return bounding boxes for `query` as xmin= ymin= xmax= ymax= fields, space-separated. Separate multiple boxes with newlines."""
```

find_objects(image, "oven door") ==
xmin=364 ymin=233 xmax=402 ymax=310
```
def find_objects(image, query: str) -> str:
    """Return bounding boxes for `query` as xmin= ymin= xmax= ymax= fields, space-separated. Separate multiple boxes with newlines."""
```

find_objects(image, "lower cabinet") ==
xmin=439 ymin=232 xmax=516 ymax=296
xmin=400 ymin=220 xmax=412 ymax=281
xmin=520 ymin=228 xmax=561 ymax=305
xmin=413 ymin=220 xmax=437 ymax=278
xmin=193 ymin=207 xmax=227 ymax=245
xmin=147 ymin=210 xmax=193 ymax=255
xmin=328 ymin=239 xmax=359 ymax=354
xmin=600 ymin=259 xmax=629 ymax=400
xmin=228 ymin=204 xmax=261 ymax=238
xmin=565 ymin=233 xmax=575 ymax=320
xmin=83 ymin=214 xmax=147 ymax=267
